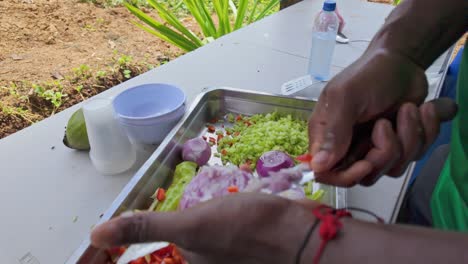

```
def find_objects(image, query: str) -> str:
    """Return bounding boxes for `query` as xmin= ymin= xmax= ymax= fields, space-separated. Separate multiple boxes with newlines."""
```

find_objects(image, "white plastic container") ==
xmin=82 ymin=98 xmax=136 ymax=175
xmin=112 ymin=83 xmax=186 ymax=145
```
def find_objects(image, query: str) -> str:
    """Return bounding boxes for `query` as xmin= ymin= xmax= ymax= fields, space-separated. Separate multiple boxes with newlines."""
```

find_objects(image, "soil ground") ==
xmin=0 ymin=0 xmax=194 ymax=138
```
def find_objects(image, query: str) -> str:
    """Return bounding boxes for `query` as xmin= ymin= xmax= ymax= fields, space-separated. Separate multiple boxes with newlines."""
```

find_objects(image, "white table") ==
xmin=0 ymin=1 xmax=451 ymax=263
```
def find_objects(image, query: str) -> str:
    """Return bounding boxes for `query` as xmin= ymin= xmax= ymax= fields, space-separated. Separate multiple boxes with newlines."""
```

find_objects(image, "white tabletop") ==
xmin=0 ymin=1 xmax=450 ymax=263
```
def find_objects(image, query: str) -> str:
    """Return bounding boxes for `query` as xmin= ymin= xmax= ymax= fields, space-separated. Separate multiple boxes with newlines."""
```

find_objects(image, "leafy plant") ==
xmin=124 ymin=0 xmax=279 ymax=52
xmin=123 ymin=69 xmax=132 ymax=79
xmin=73 ymin=64 xmax=92 ymax=79
xmin=0 ymin=103 xmax=35 ymax=124
xmin=33 ymin=83 xmax=67 ymax=114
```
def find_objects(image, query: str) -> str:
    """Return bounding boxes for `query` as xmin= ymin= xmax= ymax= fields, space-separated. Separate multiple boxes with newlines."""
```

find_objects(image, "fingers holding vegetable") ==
xmin=307 ymin=50 xmax=431 ymax=186
xmin=313 ymin=98 xmax=457 ymax=187
xmin=92 ymin=193 xmax=316 ymax=264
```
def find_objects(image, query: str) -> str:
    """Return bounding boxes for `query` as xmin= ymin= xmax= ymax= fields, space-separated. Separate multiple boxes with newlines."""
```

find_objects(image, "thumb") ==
xmin=308 ymin=87 xmax=359 ymax=173
xmin=90 ymin=210 xmax=197 ymax=249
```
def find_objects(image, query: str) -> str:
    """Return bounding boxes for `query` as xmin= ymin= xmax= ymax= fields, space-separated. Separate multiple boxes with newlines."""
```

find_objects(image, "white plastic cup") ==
xmin=82 ymin=98 xmax=136 ymax=175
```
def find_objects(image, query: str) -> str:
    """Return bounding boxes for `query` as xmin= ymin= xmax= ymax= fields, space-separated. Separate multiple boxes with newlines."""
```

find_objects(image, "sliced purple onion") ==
xmin=256 ymin=151 xmax=295 ymax=177
xmin=179 ymin=165 xmax=253 ymax=210
xmin=182 ymin=137 xmax=211 ymax=166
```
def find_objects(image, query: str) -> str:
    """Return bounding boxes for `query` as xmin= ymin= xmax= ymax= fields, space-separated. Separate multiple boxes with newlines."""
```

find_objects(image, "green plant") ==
xmin=75 ymin=85 xmax=85 ymax=100
xmin=123 ymin=69 xmax=132 ymax=79
xmin=0 ymin=103 xmax=35 ymax=124
xmin=73 ymin=64 xmax=92 ymax=79
xmin=33 ymin=82 xmax=67 ymax=114
xmin=393 ymin=0 xmax=402 ymax=4
xmin=96 ymin=70 xmax=107 ymax=78
xmin=124 ymin=0 xmax=279 ymax=52
xmin=117 ymin=54 xmax=133 ymax=67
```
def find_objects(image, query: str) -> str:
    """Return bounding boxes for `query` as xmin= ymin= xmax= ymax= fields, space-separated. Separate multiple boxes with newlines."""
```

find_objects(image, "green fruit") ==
xmin=63 ymin=108 xmax=90 ymax=151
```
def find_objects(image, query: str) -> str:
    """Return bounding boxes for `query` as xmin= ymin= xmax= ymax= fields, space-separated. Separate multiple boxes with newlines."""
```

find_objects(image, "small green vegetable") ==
xmin=63 ymin=108 xmax=90 ymax=151
xmin=156 ymin=161 xmax=198 ymax=212
xmin=304 ymin=182 xmax=325 ymax=201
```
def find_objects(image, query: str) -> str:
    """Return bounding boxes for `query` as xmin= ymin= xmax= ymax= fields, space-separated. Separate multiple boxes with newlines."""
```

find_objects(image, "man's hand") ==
xmin=91 ymin=193 xmax=318 ymax=264
xmin=308 ymin=49 xmax=457 ymax=187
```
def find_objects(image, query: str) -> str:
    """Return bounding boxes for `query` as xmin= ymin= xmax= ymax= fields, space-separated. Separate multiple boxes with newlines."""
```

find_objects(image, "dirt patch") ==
xmin=0 ymin=0 xmax=201 ymax=139
xmin=0 ymin=0 xmax=181 ymax=85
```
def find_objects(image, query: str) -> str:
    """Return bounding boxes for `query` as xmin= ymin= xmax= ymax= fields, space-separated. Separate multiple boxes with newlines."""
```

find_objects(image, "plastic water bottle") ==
xmin=308 ymin=0 xmax=339 ymax=81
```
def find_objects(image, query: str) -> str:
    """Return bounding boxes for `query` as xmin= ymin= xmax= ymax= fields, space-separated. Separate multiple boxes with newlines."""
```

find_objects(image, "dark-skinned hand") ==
xmin=308 ymin=49 xmax=458 ymax=187
xmin=91 ymin=193 xmax=319 ymax=264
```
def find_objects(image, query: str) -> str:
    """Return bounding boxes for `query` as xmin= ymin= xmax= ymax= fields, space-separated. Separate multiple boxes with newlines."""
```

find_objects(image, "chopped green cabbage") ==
xmin=218 ymin=112 xmax=308 ymax=169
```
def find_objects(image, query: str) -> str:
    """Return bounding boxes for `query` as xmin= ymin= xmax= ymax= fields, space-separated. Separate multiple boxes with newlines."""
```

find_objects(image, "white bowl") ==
xmin=113 ymin=83 xmax=186 ymax=145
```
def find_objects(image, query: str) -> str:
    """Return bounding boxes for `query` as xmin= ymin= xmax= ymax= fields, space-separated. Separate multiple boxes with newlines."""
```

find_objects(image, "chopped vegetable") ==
xmin=226 ymin=113 xmax=235 ymax=123
xmin=156 ymin=162 xmax=198 ymax=212
xmin=256 ymin=151 xmax=295 ymax=177
xmin=304 ymin=182 xmax=325 ymax=201
xmin=228 ymin=186 xmax=239 ymax=193
xmin=296 ymin=153 xmax=313 ymax=163
xmin=207 ymin=125 xmax=216 ymax=133
xmin=218 ymin=112 xmax=308 ymax=169
xmin=179 ymin=165 xmax=253 ymax=209
xmin=154 ymin=188 xmax=166 ymax=202
xmin=209 ymin=137 xmax=216 ymax=144
xmin=311 ymin=189 xmax=325 ymax=201
xmin=182 ymin=137 xmax=211 ymax=166
xmin=239 ymin=162 xmax=252 ymax=173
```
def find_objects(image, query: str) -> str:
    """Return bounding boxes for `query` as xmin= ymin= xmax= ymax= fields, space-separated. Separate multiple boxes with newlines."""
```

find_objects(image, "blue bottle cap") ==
xmin=323 ymin=1 xmax=336 ymax=11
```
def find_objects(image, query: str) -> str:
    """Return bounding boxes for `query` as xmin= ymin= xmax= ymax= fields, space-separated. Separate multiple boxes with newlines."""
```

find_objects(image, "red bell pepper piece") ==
xmin=227 ymin=186 xmax=239 ymax=193
xmin=296 ymin=153 xmax=313 ymax=163
xmin=207 ymin=125 xmax=216 ymax=133
xmin=155 ymin=188 xmax=166 ymax=202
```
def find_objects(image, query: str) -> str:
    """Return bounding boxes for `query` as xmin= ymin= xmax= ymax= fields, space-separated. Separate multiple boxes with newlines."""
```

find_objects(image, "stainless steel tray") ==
xmin=68 ymin=87 xmax=347 ymax=263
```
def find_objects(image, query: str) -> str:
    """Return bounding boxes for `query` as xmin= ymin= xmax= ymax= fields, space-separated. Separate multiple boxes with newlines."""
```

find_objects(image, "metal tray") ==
xmin=68 ymin=87 xmax=347 ymax=263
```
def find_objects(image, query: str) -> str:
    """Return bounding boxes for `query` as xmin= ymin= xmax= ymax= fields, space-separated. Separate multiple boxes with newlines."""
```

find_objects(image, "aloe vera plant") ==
xmin=124 ymin=0 xmax=279 ymax=52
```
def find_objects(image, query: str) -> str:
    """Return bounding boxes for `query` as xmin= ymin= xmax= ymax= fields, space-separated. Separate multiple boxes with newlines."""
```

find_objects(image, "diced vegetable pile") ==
xmin=110 ymin=112 xmax=324 ymax=264
xmin=216 ymin=112 xmax=309 ymax=169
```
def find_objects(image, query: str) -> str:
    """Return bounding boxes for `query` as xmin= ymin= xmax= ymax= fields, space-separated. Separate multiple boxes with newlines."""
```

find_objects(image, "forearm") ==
xmin=302 ymin=219 xmax=468 ymax=264
xmin=367 ymin=0 xmax=467 ymax=69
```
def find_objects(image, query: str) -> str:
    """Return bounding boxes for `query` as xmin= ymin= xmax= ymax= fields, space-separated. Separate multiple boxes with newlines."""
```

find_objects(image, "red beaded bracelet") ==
xmin=296 ymin=205 xmax=384 ymax=264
